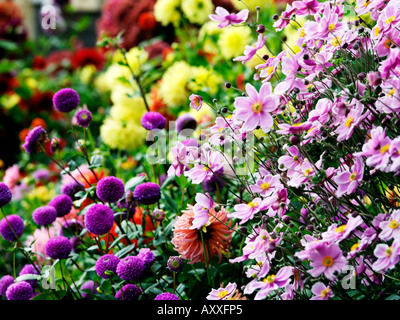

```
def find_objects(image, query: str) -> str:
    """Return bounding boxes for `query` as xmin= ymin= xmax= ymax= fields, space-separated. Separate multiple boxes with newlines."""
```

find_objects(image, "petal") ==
xmin=245 ymin=83 xmax=259 ymax=102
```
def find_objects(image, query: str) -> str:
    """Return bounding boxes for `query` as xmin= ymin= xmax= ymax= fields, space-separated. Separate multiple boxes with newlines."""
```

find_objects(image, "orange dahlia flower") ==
xmin=171 ymin=205 xmax=233 ymax=264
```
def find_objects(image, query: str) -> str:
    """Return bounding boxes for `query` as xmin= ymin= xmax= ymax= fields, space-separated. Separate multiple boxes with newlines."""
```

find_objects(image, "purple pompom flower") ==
xmin=95 ymin=254 xmax=120 ymax=279
xmin=52 ymin=88 xmax=80 ymax=113
xmin=154 ymin=292 xmax=180 ymax=300
xmin=6 ymin=281 xmax=33 ymax=300
xmin=19 ymin=264 xmax=40 ymax=289
xmin=115 ymin=284 xmax=141 ymax=300
xmin=137 ymin=248 xmax=155 ymax=269
xmin=133 ymin=182 xmax=161 ymax=205
xmin=49 ymin=194 xmax=73 ymax=217
xmin=0 ymin=275 xmax=14 ymax=295
xmin=96 ymin=176 xmax=125 ymax=203
xmin=84 ymin=204 xmax=114 ymax=236
xmin=80 ymin=280 xmax=98 ymax=299
xmin=141 ymin=111 xmax=166 ymax=130
xmin=45 ymin=236 xmax=72 ymax=260
xmin=116 ymin=256 xmax=145 ymax=281
xmin=61 ymin=181 xmax=85 ymax=201
xmin=74 ymin=109 xmax=93 ymax=128
xmin=32 ymin=205 xmax=57 ymax=226
xmin=176 ymin=114 xmax=197 ymax=133
xmin=0 ymin=182 xmax=12 ymax=207
xmin=22 ymin=126 xmax=48 ymax=155
xmin=0 ymin=214 xmax=24 ymax=242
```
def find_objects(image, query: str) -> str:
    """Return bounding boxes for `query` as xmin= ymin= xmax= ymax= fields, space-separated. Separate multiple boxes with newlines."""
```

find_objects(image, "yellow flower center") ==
xmin=263 ymin=274 xmax=276 ymax=284
xmin=388 ymin=88 xmax=396 ymax=97
xmin=345 ymin=116 xmax=354 ymax=127
xmin=304 ymin=168 xmax=314 ymax=176
xmin=202 ymin=166 xmax=210 ymax=172
xmin=389 ymin=219 xmax=399 ymax=229
xmin=335 ymin=225 xmax=347 ymax=233
xmin=380 ymin=144 xmax=390 ymax=154
xmin=349 ymin=171 xmax=358 ymax=181
xmin=386 ymin=16 xmax=396 ymax=24
xmin=218 ymin=290 xmax=228 ymax=298
xmin=374 ymin=26 xmax=380 ymax=37
xmin=332 ymin=37 xmax=342 ymax=46
xmin=362 ymin=0 xmax=370 ymax=6
xmin=260 ymin=182 xmax=271 ymax=190
xmin=251 ymin=102 xmax=263 ymax=113
xmin=321 ymin=288 xmax=331 ymax=298
xmin=299 ymin=28 xmax=306 ymax=37
xmin=322 ymin=256 xmax=334 ymax=267
xmin=248 ymin=201 xmax=259 ymax=208
xmin=351 ymin=242 xmax=360 ymax=251
xmin=328 ymin=23 xmax=336 ymax=31
xmin=267 ymin=66 xmax=274 ymax=75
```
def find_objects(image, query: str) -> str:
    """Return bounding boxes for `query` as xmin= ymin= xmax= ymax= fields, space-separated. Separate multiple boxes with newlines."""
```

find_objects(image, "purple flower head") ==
xmin=189 ymin=94 xmax=203 ymax=111
xmin=115 ymin=284 xmax=141 ymax=300
xmin=137 ymin=248 xmax=155 ymax=269
xmin=250 ymin=174 xmax=283 ymax=198
xmin=96 ymin=176 xmax=125 ymax=203
xmin=49 ymin=194 xmax=73 ymax=217
xmin=202 ymin=173 xmax=224 ymax=193
xmin=19 ymin=264 xmax=40 ymax=289
xmin=116 ymin=256 xmax=145 ymax=281
xmin=233 ymin=82 xmax=280 ymax=133
xmin=167 ymin=256 xmax=183 ymax=273
xmin=133 ymin=182 xmax=161 ymax=205
xmin=80 ymin=280 xmax=98 ymax=299
xmin=141 ymin=111 xmax=166 ymax=130
xmin=367 ymin=71 xmax=382 ymax=86
xmin=379 ymin=210 xmax=400 ymax=241
xmin=229 ymin=197 xmax=269 ymax=225
xmin=154 ymin=292 xmax=180 ymax=300
xmin=292 ymin=0 xmax=322 ymax=15
xmin=84 ymin=204 xmax=114 ymax=236
xmin=0 ymin=275 xmax=14 ymax=295
xmin=22 ymin=126 xmax=48 ymax=155
xmin=32 ymin=205 xmax=57 ymax=226
xmin=0 ymin=214 xmax=24 ymax=242
xmin=33 ymin=169 xmax=50 ymax=182
xmin=372 ymin=240 xmax=400 ymax=272
xmin=61 ymin=181 xmax=85 ymax=201
xmin=152 ymin=209 xmax=165 ymax=222
xmin=74 ymin=109 xmax=92 ymax=128
xmin=310 ymin=282 xmax=333 ymax=300
xmin=95 ymin=254 xmax=120 ymax=279
xmin=6 ymin=281 xmax=33 ymax=300
xmin=52 ymin=88 xmax=80 ymax=113
xmin=209 ymin=7 xmax=249 ymax=28
xmin=45 ymin=236 xmax=72 ymax=260
xmin=207 ymin=282 xmax=236 ymax=300
xmin=333 ymin=157 xmax=364 ymax=198
xmin=176 ymin=114 xmax=197 ymax=133
xmin=0 ymin=182 xmax=12 ymax=207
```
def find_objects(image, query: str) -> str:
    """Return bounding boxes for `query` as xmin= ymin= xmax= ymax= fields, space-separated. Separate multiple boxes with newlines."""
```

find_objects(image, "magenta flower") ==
xmin=206 ymin=282 xmax=237 ymax=300
xmin=292 ymin=0 xmax=322 ymax=15
xmin=321 ymin=215 xmax=363 ymax=243
xmin=379 ymin=210 xmax=400 ymax=241
xmin=308 ymin=242 xmax=348 ymax=280
xmin=209 ymin=7 xmax=249 ymax=28
xmin=310 ymin=282 xmax=333 ymax=300
xmin=333 ymin=156 xmax=364 ymax=198
xmin=335 ymin=104 xmax=368 ymax=142
xmin=191 ymin=193 xmax=214 ymax=230
xmin=189 ymin=94 xmax=203 ymax=111
xmin=250 ymin=174 xmax=283 ymax=197
xmin=233 ymin=34 xmax=267 ymax=64
xmin=229 ymin=197 xmax=269 ymax=224
xmin=273 ymin=4 xmax=296 ymax=31
xmin=233 ymin=82 xmax=280 ymax=133
xmin=244 ymin=266 xmax=293 ymax=300
xmin=278 ymin=146 xmax=303 ymax=170
xmin=167 ymin=141 xmax=189 ymax=178
xmin=265 ymin=188 xmax=289 ymax=217
xmin=372 ymin=240 xmax=400 ymax=272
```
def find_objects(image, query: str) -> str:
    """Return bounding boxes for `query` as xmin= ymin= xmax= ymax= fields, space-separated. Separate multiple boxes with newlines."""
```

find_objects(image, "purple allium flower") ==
xmin=189 ymin=94 xmax=203 ymax=111
xmin=48 ymin=194 xmax=73 ymax=217
xmin=133 ymin=182 xmax=161 ymax=205
xmin=0 ymin=182 xmax=12 ymax=207
xmin=167 ymin=256 xmax=183 ymax=273
xmin=52 ymin=88 xmax=80 ymax=113
xmin=84 ymin=204 xmax=114 ymax=236
xmin=154 ymin=292 xmax=180 ymax=300
xmin=206 ymin=282 xmax=236 ymax=300
xmin=116 ymin=256 xmax=145 ymax=281
xmin=45 ymin=236 xmax=72 ymax=260
xmin=137 ymin=248 xmax=155 ymax=269
xmin=140 ymin=111 xmax=166 ymax=130
xmin=22 ymin=126 xmax=48 ymax=155
xmin=80 ymin=280 xmax=98 ymax=299
xmin=379 ymin=210 xmax=400 ymax=241
xmin=176 ymin=114 xmax=197 ymax=133
xmin=209 ymin=7 xmax=249 ymax=28
xmin=95 ymin=254 xmax=120 ymax=279
xmin=96 ymin=176 xmax=125 ymax=203
xmin=115 ymin=284 xmax=141 ymax=300
xmin=61 ymin=180 xmax=85 ymax=201
xmin=33 ymin=169 xmax=50 ymax=182
xmin=6 ymin=281 xmax=33 ymax=300
xmin=19 ymin=264 xmax=40 ymax=289
xmin=0 ymin=275 xmax=14 ymax=295
xmin=74 ymin=109 xmax=93 ymax=128
xmin=152 ymin=209 xmax=165 ymax=222
xmin=0 ymin=215 xmax=24 ymax=242
xmin=32 ymin=206 xmax=57 ymax=226
xmin=310 ymin=282 xmax=333 ymax=300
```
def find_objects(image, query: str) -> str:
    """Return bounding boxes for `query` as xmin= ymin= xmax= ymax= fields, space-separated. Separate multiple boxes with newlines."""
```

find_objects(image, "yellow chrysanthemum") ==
xmin=110 ymin=84 xmax=140 ymax=107
xmin=110 ymin=96 xmax=147 ymax=123
xmin=154 ymin=0 xmax=182 ymax=27
xmin=188 ymin=66 xmax=222 ymax=95
xmin=159 ymin=61 xmax=193 ymax=107
xmin=100 ymin=117 xmax=147 ymax=151
xmin=181 ymin=0 xmax=214 ymax=24
xmin=0 ymin=93 xmax=20 ymax=110
xmin=97 ymin=64 xmax=132 ymax=92
xmin=218 ymin=26 xmax=252 ymax=60
xmin=80 ymin=64 xmax=96 ymax=84
xmin=199 ymin=21 xmax=221 ymax=54
xmin=233 ymin=0 xmax=273 ymax=11
xmin=27 ymin=185 xmax=56 ymax=203
xmin=113 ymin=47 xmax=148 ymax=76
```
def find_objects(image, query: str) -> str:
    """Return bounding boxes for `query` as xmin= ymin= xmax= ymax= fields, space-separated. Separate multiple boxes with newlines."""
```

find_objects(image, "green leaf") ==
xmin=161 ymin=190 xmax=178 ymax=214
xmin=175 ymin=175 xmax=189 ymax=189
xmin=0 ymin=40 xmax=18 ymax=51
xmin=124 ymin=175 xmax=145 ymax=191
xmin=88 ymin=155 xmax=103 ymax=169
xmin=386 ymin=294 xmax=400 ymax=300
xmin=16 ymin=274 xmax=41 ymax=282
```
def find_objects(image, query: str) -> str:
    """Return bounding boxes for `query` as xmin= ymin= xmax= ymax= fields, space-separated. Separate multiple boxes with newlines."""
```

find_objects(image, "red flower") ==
xmin=138 ymin=11 xmax=156 ymax=31
xmin=32 ymin=56 xmax=47 ymax=70
xmin=70 ymin=48 xmax=106 ymax=71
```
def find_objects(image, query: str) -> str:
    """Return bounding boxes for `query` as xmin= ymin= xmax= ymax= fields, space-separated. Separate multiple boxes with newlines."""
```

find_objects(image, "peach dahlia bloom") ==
xmin=171 ymin=204 xmax=234 ymax=264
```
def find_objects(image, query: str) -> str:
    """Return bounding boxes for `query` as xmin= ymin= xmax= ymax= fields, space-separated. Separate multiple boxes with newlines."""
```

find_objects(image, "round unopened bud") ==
xmin=152 ymin=209 xmax=165 ymax=222
xmin=221 ymin=107 xmax=228 ymax=114
xmin=256 ymin=24 xmax=265 ymax=33
xmin=125 ymin=190 xmax=134 ymax=205
xmin=225 ymin=82 xmax=231 ymax=89
xmin=282 ymin=215 xmax=291 ymax=224
xmin=272 ymin=14 xmax=279 ymax=20
xmin=289 ymin=135 xmax=300 ymax=145
xmin=214 ymin=205 xmax=221 ymax=212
